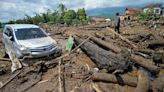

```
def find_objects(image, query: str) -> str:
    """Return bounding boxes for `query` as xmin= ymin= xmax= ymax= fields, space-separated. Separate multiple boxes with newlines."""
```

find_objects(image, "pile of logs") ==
xmin=73 ymin=29 xmax=163 ymax=91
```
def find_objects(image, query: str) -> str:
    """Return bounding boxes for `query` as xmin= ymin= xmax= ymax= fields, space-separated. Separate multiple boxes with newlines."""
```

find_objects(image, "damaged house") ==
xmin=143 ymin=3 xmax=163 ymax=15
xmin=124 ymin=8 xmax=142 ymax=20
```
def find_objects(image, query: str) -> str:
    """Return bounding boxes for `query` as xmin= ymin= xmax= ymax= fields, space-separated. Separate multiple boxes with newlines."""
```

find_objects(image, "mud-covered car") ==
xmin=2 ymin=24 xmax=60 ymax=61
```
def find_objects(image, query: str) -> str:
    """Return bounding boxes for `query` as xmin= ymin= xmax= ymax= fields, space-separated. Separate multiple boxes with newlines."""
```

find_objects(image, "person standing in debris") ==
xmin=127 ymin=16 xmax=131 ymax=26
xmin=115 ymin=12 xmax=121 ymax=33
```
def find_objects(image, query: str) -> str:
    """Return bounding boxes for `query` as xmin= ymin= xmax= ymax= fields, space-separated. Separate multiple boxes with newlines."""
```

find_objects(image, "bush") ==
xmin=137 ymin=13 xmax=160 ymax=21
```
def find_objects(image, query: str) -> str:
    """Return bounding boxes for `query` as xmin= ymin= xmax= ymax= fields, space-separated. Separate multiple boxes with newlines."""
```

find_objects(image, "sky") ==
xmin=0 ymin=0 xmax=163 ymax=22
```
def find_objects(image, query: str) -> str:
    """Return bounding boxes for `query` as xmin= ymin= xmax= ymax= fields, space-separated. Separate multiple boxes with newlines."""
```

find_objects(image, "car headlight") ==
xmin=19 ymin=45 xmax=31 ymax=54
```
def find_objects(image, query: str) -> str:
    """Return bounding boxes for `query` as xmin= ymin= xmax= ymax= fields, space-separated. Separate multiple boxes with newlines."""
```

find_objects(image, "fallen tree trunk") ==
xmin=91 ymin=37 xmax=121 ymax=53
xmin=126 ymin=33 xmax=152 ymax=43
xmin=92 ymin=73 xmax=137 ymax=87
xmin=137 ymin=49 xmax=155 ymax=55
xmin=74 ymin=36 xmax=129 ymax=72
xmin=75 ymin=36 xmax=159 ymax=73
xmin=91 ymin=36 xmax=159 ymax=73
xmin=147 ymin=40 xmax=164 ymax=49
xmin=130 ymin=54 xmax=159 ymax=74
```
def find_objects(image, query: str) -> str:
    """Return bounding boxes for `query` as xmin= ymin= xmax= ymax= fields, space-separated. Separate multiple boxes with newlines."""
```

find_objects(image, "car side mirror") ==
xmin=47 ymin=33 xmax=51 ymax=36
xmin=9 ymin=36 xmax=14 ymax=41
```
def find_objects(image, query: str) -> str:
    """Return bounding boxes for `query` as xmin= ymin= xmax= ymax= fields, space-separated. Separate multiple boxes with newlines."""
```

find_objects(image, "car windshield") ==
xmin=15 ymin=28 xmax=47 ymax=40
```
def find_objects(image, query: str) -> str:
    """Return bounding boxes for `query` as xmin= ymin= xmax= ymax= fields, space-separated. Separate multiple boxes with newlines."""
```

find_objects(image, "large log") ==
xmin=126 ymin=33 xmax=152 ymax=43
xmin=92 ymin=73 xmax=137 ymax=87
xmin=74 ymin=37 xmax=130 ymax=72
xmin=91 ymin=37 xmax=121 ymax=53
xmin=90 ymin=36 xmax=159 ymax=73
xmin=130 ymin=55 xmax=159 ymax=73
xmin=147 ymin=40 xmax=164 ymax=49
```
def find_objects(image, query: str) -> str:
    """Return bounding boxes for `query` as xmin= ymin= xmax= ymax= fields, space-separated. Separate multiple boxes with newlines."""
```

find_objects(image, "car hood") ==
xmin=17 ymin=37 xmax=56 ymax=48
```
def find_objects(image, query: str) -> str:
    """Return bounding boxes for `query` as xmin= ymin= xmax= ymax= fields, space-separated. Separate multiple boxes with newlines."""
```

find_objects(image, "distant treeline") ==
xmin=0 ymin=22 xmax=2 ymax=28
xmin=6 ymin=4 xmax=88 ymax=26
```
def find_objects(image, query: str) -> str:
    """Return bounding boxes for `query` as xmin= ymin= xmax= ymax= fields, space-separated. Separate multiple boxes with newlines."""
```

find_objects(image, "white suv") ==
xmin=2 ymin=24 xmax=60 ymax=61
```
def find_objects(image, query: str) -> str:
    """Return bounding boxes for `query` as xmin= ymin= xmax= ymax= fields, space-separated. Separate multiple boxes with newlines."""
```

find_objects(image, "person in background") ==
xmin=115 ymin=12 xmax=121 ymax=33
xmin=127 ymin=16 xmax=131 ymax=26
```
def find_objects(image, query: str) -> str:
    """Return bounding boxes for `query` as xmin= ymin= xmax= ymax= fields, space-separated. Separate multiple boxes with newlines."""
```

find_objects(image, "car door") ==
xmin=3 ymin=27 xmax=15 ymax=56
xmin=3 ymin=27 xmax=11 ymax=52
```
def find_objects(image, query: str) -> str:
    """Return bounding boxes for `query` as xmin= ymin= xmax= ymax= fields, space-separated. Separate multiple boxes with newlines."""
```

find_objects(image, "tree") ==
xmin=64 ymin=10 xmax=76 ymax=25
xmin=58 ymin=3 xmax=66 ymax=15
xmin=56 ymin=15 xmax=64 ymax=24
xmin=32 ymin=13 xmax=44 ymax=24
xmin=8 ymin=20 xmax=16 ymax=24
xmin=25 ymin=14 xmax=33 ymax=24
xmin=0 ymin=22 xmax=2 ymax=28
xmin=42 ymin=13 xmax=50 ymax=23
xmin=15 ymin=19 xmax=25 ymax=24
xmin=77 ymin=8 xmax=87 ymax=21
xmin=49 ymin=11 xmax=59 ymax=23
xmin=5 ymin=4 xmax=88 ymax=26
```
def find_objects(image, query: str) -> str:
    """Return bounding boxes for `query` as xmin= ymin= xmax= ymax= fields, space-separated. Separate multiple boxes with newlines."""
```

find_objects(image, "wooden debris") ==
xmin=91 ymin=37 xmax=121 ymax=53
xmin=147 ymin=40 xmax=164 ymax=49
xmin=130 ymin=54 xmax=159 ymax=73
xmin=19 ymin=74 xmax=42 ymax=92
xmin=0 ymin=58 xmax=11 ymax=61
xmin=74 ymin=36 xmax=130 ymax=72
xmin=0 ymin=70 xmax=22 ymax=89
xmin=107 ymin=28 xmax=138 ymax=49
xmin=92 ymin=73 xmax=137 ymax=87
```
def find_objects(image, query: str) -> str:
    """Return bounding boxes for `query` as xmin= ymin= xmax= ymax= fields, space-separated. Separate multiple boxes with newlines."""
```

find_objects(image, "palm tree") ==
xmin=58 ymin=3 xmax=66 ymax=15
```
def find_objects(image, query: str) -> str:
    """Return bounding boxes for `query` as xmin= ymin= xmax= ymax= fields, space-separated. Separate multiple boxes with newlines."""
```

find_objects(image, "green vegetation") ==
xmin=64 ymin=10 xmax=76 ymax=25
xmin=137 ymin=12 xmax=160 ymax=21
xmin=0 ymin=23 xmax=1 ymax=28
xmin=7 ymin=4 xmax=88 ymax=26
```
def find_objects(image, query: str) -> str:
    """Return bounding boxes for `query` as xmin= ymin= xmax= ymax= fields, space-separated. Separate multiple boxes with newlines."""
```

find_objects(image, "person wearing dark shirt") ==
xmin=115 ymin=12 xmax=120 ymax=33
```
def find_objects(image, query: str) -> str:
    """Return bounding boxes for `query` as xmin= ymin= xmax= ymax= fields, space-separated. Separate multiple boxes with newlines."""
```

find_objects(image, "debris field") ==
xmin=0 ymin=21 xmax=164 ymax=92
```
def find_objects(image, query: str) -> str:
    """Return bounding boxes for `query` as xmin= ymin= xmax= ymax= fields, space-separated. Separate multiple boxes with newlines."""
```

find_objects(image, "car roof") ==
xmin=5 ymin=24 xmax=39 ymax=30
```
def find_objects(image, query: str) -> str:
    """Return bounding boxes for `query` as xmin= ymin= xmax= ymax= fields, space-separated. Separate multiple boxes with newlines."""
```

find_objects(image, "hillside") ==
xmin=86 ymin=4 xmax=146 ymax=17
